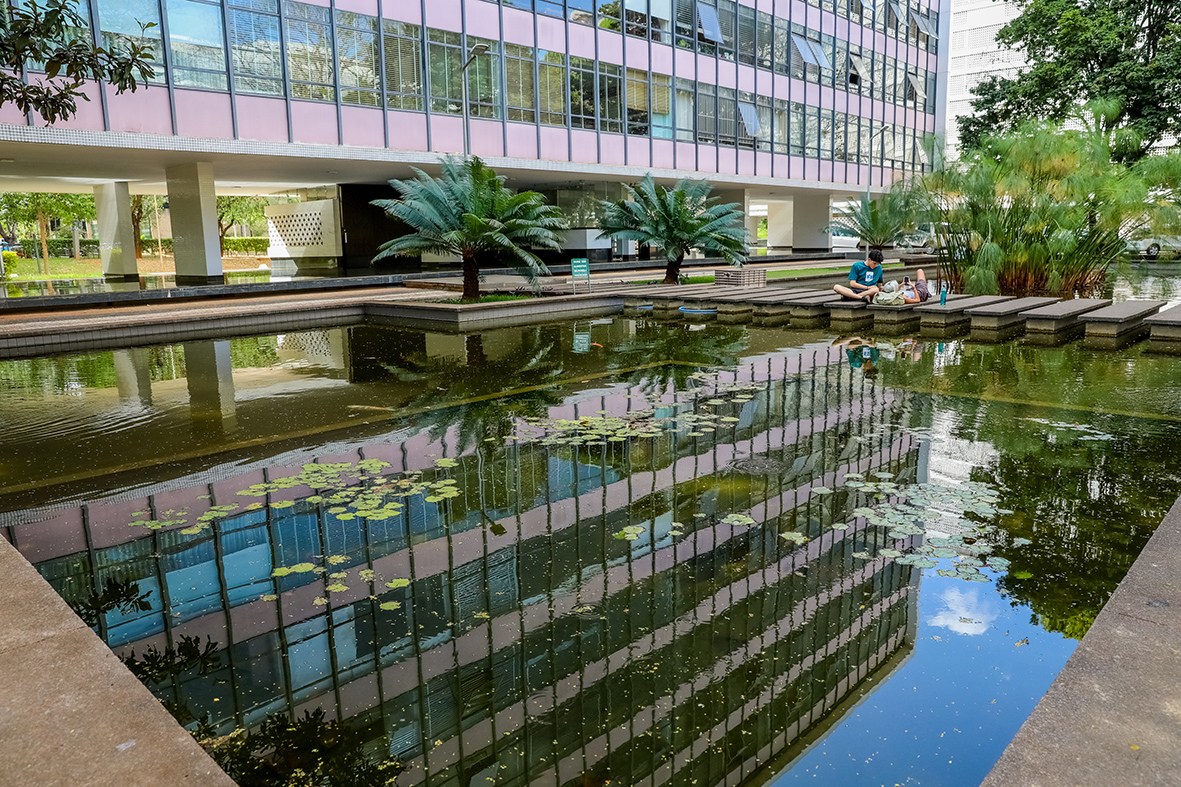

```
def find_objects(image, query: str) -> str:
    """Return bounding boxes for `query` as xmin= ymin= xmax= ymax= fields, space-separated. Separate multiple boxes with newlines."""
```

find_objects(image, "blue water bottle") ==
xmin=939 ymin=283 xmax=948 ymax=305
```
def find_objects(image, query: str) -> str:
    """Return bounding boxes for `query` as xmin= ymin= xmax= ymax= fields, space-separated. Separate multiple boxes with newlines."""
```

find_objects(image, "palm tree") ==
xmin=372 ymin=157 xmax=567 ymax=300
xmin=597 ymin=176 xmax=747 ymax=284
xmin=828 ymin=181 xmax=919 ymax=251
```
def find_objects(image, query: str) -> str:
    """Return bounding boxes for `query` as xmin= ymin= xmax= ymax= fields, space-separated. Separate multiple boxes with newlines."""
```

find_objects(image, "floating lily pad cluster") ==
xmin=126 ymin=458 xmax=471 ymax=537
xmin=819 ymin=474 xmax=1025 ymax=583
xmin=614 ymin=525 xmax=646 ymax=541
xmin=266 ymin=554 xmax=410 ymax=611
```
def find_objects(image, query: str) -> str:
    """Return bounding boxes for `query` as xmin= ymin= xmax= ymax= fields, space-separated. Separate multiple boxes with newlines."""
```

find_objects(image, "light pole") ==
xmin=459 ymin=43 xmax=489 ymax=157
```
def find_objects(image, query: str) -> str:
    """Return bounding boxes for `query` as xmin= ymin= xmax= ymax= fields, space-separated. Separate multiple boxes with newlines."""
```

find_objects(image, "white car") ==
xmin=1126 ymin=236 xmax=1181 ymax=260
xmin=831 ymin=228 xmax=862 ymax=251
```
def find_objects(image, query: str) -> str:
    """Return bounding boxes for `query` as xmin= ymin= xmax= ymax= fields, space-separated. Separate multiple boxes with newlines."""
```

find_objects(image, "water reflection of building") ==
xmin=6 ymin=346 xmax=921 ymax=787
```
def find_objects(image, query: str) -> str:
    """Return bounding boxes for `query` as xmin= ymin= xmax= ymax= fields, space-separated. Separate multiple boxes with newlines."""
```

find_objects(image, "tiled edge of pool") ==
xmin=0 ymin=534 xmax=234 ymax=786
xmin=982 ymin=494 xmax=1181 ymax=786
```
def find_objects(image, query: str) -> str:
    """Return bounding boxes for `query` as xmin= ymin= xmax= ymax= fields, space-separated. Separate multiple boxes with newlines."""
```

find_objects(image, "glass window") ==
xmin=598 ymin=0 xmax=621 ymax=32
xmin=805 ymin=103 xmax=819 ymax=157
xmin=696 ymin=3 xmax=723 ymax=44
xmin=717 ymin=85 xmax=736 ymax=146
xmin=651 ymin=71 xmax=673 ymax=138
xmin=674 ymin=0 xmax=695 ymax=47
xmin=227 ymin=2 xmax=283 ymax=96
xmin=427 ymin=28 xmax=462 ymax=114
xmin=790 ymin=101 xmax=804 ymax=156
xmin=626 ymin=67 xmax=649 ymax=135
xmin=383 ymin=20 xmax=423 ymax=111
xmin=773 ymin=17 xmax=789 ymax=75
xmin=167 ymin=0 xmax=228 ymax=90
xmin=675 ymin=77 xmax=694 ymax=141
xmin=98 ymin=0 xmax=164 ymax=69
xmin=467 ymin=37 xmax=501 ymax=119
xmin=696 ymin=81 xmax=715 ymax=143
xmin=505 ymin=43 xmax=536 ymax=123
xmin=569 ymin=56 xmax=596 ymax=129
xmin=537 ymin=0 xmax=564 ymax=18
xmin=284 ymin=1 xmax=335 ymax=101
xmin=539 ymin=51 xmax=567 ymax=126
xmin=599 ymin=62 xmax=623 ymax=132
xmin=737 ymin=99 xmax=760 ymax=146
xmin=649 ymin=0 xmax=673 ymax=43
xmin=737 ymin=5 xmax=756 ymax=67
xmin=756 ymin=11 xmax=774 ymax=71
xmin=569 ymin=0 xmax=594 ymax=25
xmin=773 ymin=98 xmax=789 ymax=153
xmin=833 ymin=111 xmax=847 ymax=161
xmin=716 ymin=0 xmax=736 ymax=60
xmin=336 ymin=10 xmax=380 ymax=106
xmin=756 ymin=95 xmax=772 ymax=151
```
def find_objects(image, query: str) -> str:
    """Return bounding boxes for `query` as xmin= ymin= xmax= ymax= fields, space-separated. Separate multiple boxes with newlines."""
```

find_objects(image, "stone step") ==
xmin=1080 ymin=300 xmax=1167 ymax=348
xmin=1022 ymin=298 xmax=1112 ymax=335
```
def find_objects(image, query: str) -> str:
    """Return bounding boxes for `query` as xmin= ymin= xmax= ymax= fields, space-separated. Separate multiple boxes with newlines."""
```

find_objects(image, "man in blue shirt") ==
xmin=832 ymin=249 xmax=884 ymax=301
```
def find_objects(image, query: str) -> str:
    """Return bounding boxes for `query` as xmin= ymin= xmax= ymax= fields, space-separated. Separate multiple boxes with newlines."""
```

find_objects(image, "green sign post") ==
xmin=571 ymin=258 xmax=591 ymax=294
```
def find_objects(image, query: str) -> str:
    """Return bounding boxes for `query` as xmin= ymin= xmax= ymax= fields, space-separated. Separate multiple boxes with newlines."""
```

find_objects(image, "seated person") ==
xmin=900 ymin=269 xmax=931 ymax=304
xmin=833 ymin=250 xmax=884 ymax=302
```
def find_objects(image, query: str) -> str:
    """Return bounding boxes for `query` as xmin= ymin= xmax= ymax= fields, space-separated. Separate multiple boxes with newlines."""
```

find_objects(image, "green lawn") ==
xmin=4 ymin=258 xmax=105 ymax=280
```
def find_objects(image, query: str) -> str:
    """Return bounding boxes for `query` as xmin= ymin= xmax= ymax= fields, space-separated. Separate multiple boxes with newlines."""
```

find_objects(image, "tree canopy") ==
xmin=0 ymin=0 xmax=156 ymax=124
xmin=597 ymin=176 xmax=747 ymax=284
xmin=958 ymin=0 xmax=1181 ymax=161
xmin=373 ymin=156 xmax=566 ymax=300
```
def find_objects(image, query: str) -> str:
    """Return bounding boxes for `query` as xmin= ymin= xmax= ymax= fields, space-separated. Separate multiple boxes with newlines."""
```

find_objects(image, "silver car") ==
xmin=1126 ymin=236 xmax=1181 ymax=260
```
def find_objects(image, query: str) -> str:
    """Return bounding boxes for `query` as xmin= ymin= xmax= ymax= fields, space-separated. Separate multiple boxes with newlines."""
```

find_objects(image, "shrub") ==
xmin=19 ymin=238 xmax=101 ymax=257
xmin=2 ymin=250 xmax=16 ymax=275
xmin=222 ymin=236 xmax=270 ymax=255
xmin=140 ymin=238 xmax=173 ymax=255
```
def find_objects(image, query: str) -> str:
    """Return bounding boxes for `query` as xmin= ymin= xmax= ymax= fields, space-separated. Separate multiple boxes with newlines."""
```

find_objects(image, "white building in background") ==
xmin=945 ymin=0 xmax=1026 ymax=158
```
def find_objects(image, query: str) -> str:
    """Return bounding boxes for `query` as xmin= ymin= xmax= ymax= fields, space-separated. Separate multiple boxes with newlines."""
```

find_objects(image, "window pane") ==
xmin=383 ymin=21 xmax=423 ymax=111
xmin=505 ymin=45 xmax=536 ymax=123
xmin=337 ymin=13 xmax=380 ymax=106
xmin=651 ymin=72 xmax=672 ymax=138
xmin=428 ymin=29 xmax=462 ymax=114
xmin=168 ymin=0 xmax=228 ymax=90
xmin=285 ymin=2 xmax=335 ymax=101
xmin=599 ymin=64 xmax=622 ymax=133
xmin=99 ymin=0 xmax=164 ymax=67
xmin=467 ymin=37 xmax=501 ymax=119
xmin=569 ymin=59 xmax=596 ymax=128
xmin=228 ymin=7 xmax=283 ymax=95
xmin=539 ymin=53 xmax=566 ymax=126
xmin=675 ymin=77 xmax=694 ymax=141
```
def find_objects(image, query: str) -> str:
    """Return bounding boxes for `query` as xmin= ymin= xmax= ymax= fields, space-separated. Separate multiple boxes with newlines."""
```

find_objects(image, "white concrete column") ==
xmin=793 ymin=194 xmax=833 ymax=253
xmin=766 ymin=200 xmax=794 ymax=249
xmin=93 ymin=181 xmax=138 ymax=278
xmin=165 ymin=162 xmax=223 ymax=284
xmin=712 ymin=188 xmax=751 ymax=250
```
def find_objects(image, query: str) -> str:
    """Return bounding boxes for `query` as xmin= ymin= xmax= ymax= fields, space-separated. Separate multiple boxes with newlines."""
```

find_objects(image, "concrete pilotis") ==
xmin=166 ymin=162 xmax=224 ymax=285
xmin=93 ymin=181 xmax=138 ymax=280
xmin=184 ymin=339 xmax=237 ymax=435
xmin=793 ymin=195 xmax=832 ymax=254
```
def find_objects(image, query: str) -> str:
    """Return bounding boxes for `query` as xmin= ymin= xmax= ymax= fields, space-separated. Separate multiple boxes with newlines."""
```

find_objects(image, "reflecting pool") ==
xmin=2 ymin=317 xmax=1179 ymax=787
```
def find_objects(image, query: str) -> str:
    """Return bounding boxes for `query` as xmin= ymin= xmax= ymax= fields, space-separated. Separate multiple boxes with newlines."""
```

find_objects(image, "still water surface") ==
xmin=2 ymin=316 xmax=1179 ymax=787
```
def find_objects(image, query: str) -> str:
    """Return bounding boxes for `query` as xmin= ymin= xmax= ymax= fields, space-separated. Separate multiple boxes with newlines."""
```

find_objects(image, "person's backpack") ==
xmin=874 ymin=281 xmax=907 ymax=306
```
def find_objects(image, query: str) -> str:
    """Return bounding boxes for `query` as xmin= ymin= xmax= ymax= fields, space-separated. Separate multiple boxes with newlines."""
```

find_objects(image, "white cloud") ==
xmin=929 ymin=584 xmax=999 ymax=636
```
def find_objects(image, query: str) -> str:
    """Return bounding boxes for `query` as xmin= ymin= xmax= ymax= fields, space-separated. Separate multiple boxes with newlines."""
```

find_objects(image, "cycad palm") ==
xmin=598 ymin=176 xmax=747 ymax=284
xmin=829 ymin=182 xmax=918 ymax=250
xmin=372 ymin=157 xmax=567 ymax=300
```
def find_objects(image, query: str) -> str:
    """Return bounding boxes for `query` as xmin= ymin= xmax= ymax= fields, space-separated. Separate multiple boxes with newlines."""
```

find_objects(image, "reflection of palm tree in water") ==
xmin=608 ymin=320 xmax=750 ymax=396
xmin=383 ymin=330 xmax=567 ymax=453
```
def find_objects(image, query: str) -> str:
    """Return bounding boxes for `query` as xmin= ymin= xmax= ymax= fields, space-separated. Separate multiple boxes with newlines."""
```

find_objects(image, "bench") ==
xmin=1021 ymin=298 xmax=1112 ymax=343
xmin=1079 ymin=300 xmax=1167 ymax=348
xmin=1145 ymin=304 xmax=1181 ymax=354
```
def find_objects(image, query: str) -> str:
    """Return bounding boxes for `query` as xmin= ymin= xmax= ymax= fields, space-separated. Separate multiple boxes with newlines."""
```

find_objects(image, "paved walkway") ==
xmin=982 ymin=495 xmax=1181 ymax=786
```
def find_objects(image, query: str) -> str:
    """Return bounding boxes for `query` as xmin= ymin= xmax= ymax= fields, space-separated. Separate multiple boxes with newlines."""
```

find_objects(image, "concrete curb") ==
xmin=0 ymin=534 xmax=234 ymax=786
xmin=981 ymin=495 xmax=1181 ymax=786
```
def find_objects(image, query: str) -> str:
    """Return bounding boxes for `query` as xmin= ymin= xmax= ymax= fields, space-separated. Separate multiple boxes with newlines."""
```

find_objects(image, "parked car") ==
xmin=1126 ymin=236 xmax=1181 ymax=260
xmin=831 ymin=227 xmax=861 ymax=251
xmin=898 ymin=223 xmax=950 ymax=255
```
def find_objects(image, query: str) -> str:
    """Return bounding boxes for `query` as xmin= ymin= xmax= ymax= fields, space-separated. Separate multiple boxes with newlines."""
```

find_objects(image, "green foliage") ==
xmin=222 ymin=236 xmax=270 ymax=254
xmin=215 ymin=196 xmax=269 ymax=252
xmin=198 ymin=708 xmax=403 ymax=787
xmin=1 ymin=249 xmax=15 ymax=273
xmin=17 ymin=237 xmax=99 ymax=257
xmin=924 ymin=114 xmax=1181 ymax=296
xmin=373 ymin=156 xmax=566 ymax=300
xmin=828 ymin=181 xmax=919 ymax=250
xmin=958 ymin=0 xmax=1181 ymax=162
xmin=0 ymin=0 xmax=156 ymax=124
xmin=122 ymin=634 xmax=220 ymax=684
xmin=597 ymin=175 xmax=747 ymax=284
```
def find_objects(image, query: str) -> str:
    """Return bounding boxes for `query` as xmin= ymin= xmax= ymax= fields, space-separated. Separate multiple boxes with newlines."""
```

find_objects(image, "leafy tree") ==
xmin=924 ymin=111 xmax=1181 ymax=296
xmin=0 ymin=0 xmax=156 ymax=124
xmin=372 ymin=156 xmax=567 ymax=301
xmin=597 ymin=176 xmax=747 ymax=284
xmin=0 ymin=191 xmax=93 ymax=274
xmin=957 ymin=0 xmax=1181 ymax=162
xmin=828 ymin=181 xmax=919 ymax=251
xmin=215 ymin=195 xmax=268 ymax=253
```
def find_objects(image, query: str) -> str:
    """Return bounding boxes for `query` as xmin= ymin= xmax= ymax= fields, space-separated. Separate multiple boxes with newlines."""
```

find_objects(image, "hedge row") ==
xmin=16 ymin=236 xmax=271 ymax=258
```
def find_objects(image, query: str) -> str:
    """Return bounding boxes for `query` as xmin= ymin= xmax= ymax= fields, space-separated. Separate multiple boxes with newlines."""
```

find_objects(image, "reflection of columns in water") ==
xmin=112 ymin=347 xmax=153 ymax=406
xmin=184 ymin=340 xmax=236 ymax=432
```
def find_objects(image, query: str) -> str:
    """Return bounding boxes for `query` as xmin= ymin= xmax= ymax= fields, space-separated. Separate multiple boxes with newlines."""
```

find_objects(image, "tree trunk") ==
xmin=130 ymin=195 xmax=146 ymax=258
xmin=37 ymin=209 xmax=50 ymax=276
xmin=461 ymin=251 xmax=480 ymax=301
xmin=662 ymin=250 xmax=685 ymax=284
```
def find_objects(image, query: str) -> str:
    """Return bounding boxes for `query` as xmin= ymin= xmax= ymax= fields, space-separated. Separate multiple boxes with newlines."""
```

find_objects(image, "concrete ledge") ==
xmin=0 ymin=534 xmax=234 ymax=786
xmin=365 ymin=294 xmax=624 ymax=330
xmin=982 ymin=496 xmax=1181 ymax=787
xmin=1024 ymin=299 xmax=1113 ymax=335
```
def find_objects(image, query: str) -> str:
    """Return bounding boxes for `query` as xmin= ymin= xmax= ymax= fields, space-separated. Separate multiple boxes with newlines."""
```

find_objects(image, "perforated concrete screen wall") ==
xmin=266 ymin=199 xmax=342 ymax=258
